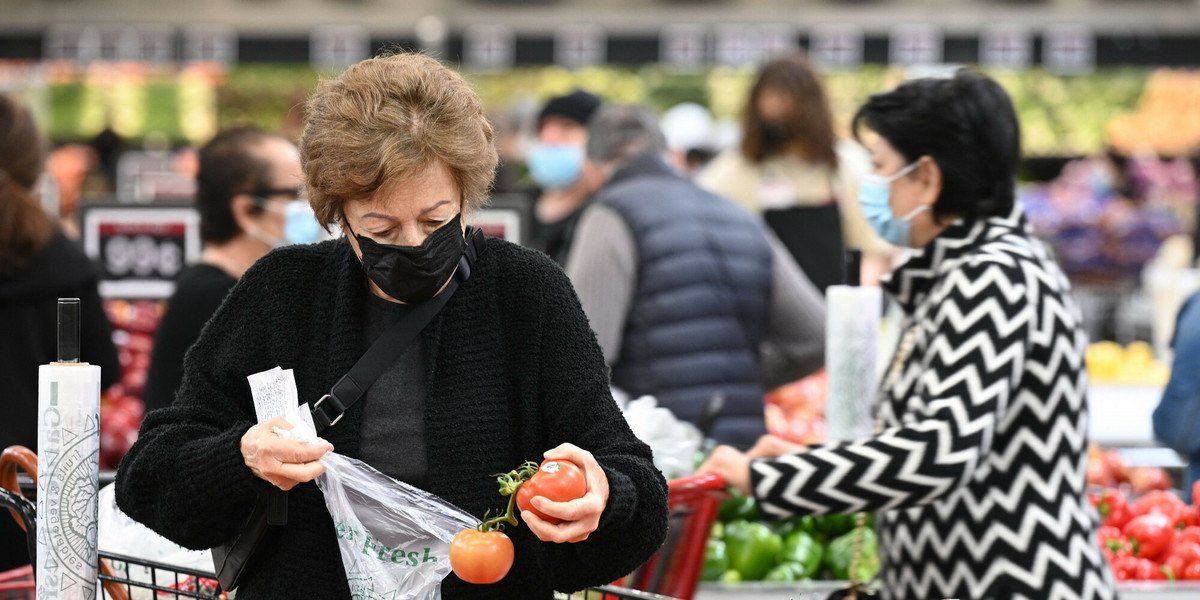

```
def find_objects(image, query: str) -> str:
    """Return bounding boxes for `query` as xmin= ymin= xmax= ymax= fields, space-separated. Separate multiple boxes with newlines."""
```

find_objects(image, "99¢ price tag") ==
xmin=83 ymin=206 xmax=201 ymax=299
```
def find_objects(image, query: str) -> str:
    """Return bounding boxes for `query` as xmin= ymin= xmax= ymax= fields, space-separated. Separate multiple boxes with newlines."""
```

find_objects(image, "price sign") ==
xmin=811 ymin=24 xmax=863 ymax=70
xmin=890 ymin=24 xmax=943 ymax=66
xmin=468 ymin=209 xmax=523 ymax=244
xmin=82 ymin=206 xmax=201 ymax=299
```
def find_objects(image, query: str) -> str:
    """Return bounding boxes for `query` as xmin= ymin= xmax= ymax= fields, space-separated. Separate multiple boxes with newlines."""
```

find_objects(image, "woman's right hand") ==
xmin=240 ymin=416 xmax=334 ymax=491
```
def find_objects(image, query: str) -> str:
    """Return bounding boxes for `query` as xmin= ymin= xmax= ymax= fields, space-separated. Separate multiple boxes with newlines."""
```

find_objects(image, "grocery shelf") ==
xmin=696 ymin=581 xmax=1200 ymax=600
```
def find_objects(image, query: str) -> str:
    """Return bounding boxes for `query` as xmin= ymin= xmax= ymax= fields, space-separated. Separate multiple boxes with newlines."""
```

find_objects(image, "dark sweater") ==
xmin=0 ymin=231 xmax=121 ymax=571
xmin=142 ymin=263 xmax=237 ymax=412
xmin=114 ymin=236 xmax=669 ymax=600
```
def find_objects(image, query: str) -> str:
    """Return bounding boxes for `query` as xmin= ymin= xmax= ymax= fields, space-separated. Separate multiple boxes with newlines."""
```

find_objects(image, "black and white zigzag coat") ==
xmin=751 ymin=207 xmax=1118 ymax=600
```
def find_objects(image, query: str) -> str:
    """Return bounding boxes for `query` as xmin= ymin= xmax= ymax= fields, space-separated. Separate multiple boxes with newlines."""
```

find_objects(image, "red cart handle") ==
xmin=667 ymin=473 xmax=728 ymax=493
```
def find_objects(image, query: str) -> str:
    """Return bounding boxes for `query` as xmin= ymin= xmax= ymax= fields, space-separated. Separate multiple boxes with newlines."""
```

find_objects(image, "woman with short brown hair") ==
xmin=116 ymin=53 xmax=669 ymax=600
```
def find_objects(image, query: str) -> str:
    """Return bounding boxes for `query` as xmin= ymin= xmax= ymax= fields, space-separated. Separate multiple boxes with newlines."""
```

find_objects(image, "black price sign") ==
xmin=82 ymin=206 xmax=201 ymax=299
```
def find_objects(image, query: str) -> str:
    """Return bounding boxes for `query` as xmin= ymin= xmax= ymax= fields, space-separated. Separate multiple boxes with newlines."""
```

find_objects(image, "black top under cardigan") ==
xmin=114 ymin=236 xmax=670 ymax=600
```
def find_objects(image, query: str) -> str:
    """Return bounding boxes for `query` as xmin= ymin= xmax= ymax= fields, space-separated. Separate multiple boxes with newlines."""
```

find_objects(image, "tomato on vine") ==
xmin=515 ymin=460 xmax=587 ymax=525
xmin=450 ymin=528 xmax=514 ymax=585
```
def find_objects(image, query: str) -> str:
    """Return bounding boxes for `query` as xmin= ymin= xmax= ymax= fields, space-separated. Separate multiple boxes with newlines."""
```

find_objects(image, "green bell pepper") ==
xmin=825 ymin=528 xmax=880 ymax=582
xmin=764 ymin=561 xmax=809 ymax=582
xmin=781 ymin=530 xmax=824 ymax=579
xmin=701 ymin=538 xmax=728 ymax=582
xmin=723 ymin=520 xmax=783 ymax=581
xmin=719 ymin=494 xmax=760 ymax=523
xmin=815 ymin=513 xmax=856 ymax=540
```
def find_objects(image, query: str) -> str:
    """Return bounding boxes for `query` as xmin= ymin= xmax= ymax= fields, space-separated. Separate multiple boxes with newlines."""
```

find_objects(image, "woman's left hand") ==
xmin=696 ymin=445 xmax=753 ymax=496
xmin=521 ymin=443 xmax=609 ymax=544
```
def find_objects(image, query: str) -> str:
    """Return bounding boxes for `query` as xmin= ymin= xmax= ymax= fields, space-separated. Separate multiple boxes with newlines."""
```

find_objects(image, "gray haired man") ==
xmin=564 ymin=104 xmax=827 ymax=448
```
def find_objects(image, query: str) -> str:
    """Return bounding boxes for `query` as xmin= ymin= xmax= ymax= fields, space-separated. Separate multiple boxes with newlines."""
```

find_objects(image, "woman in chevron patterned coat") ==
xmin=699 ymin=70 xmax=1118 ymax=600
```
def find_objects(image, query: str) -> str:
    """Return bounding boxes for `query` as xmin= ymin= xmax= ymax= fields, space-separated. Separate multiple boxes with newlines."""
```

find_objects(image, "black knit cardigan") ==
xmin=114 ymin=236 xmax=670 ymax=599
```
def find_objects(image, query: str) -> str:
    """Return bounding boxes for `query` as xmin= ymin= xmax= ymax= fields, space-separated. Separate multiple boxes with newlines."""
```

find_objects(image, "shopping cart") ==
xmin=602 ymin=473 xmax=729 ymax=600
xmin=0 ymin=445 xmax=227 ymax=600
xmin=4 ymin=442 xmax=718 ymax=600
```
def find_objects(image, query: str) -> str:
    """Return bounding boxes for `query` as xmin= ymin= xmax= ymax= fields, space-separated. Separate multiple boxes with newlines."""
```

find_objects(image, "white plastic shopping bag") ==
xmin=316 ymin=453 xmax=477 ymax=600
xmin=620 ymin=395 xmax=702 ymax=480
xmin=248 ymin=367 xmax=477 ymax=600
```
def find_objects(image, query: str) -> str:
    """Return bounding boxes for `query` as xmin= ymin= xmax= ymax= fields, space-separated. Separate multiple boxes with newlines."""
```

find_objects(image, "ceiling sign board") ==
xmin=810 ymin=24 xmax=863 ymax=70
xmin=311 ymin=25 xmax=370 ymax=70
xmin=980 ymin=24 xmax=1033 ymax=70
xmin=184 ymin=24 xmax=238 ymax=65
xmin=660 ymin=24 xmax=707 ymax=69
xmin=555 ymin=24 xmax=607 ymax=69
xmin=890 ymin=24 xmax=944 ymax=66
xmin=463 ymin=24 xmax=515 ymax=71
xmin=1044 ymin=24 xmax=1095 ymax=75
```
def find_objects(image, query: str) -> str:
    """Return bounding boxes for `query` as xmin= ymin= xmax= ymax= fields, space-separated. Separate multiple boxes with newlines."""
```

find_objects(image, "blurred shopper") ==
xmin=527 ymin=90 xmax=602 ymax=265
xmin=698 ymin=53 xmax=891 ymax=291
xmin=697 ymin=70 xmax=1117 ymax=600
xmin=0 ymin=92 xmax=121 ymax=571
xmin=660 ymin=102 xmax=717 ymax=177
xmin=1153 ymin=293 xmax=1200 ymax=502
xmin=565 ymin=104 xmax=825 ymax=448
xmin=116 ymin=54 xmax=667 ymax=600
xmin=141 ymin=127 xmax=314 ymax=413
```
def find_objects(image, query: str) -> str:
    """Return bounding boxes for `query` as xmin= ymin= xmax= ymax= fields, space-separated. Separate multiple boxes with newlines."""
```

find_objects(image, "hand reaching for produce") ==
xmin=240 ymin=416 xmax=334 ymax=491
xmin=696 ymin=445 xmax=752 ymax=495
xmin=745 ymin=434 xmax=807 ymax=460
xmin=520 ymin=443 xmax=608 ymax=544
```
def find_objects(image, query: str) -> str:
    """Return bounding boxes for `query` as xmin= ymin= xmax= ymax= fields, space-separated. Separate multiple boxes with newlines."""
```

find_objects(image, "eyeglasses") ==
xmin=252 ymin=187 xmax=305 ymax=202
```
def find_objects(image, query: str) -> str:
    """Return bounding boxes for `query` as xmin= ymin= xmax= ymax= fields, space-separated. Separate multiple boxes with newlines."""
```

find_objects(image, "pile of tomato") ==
xmin=1090 ymin=481 xmax=1200 ymax=581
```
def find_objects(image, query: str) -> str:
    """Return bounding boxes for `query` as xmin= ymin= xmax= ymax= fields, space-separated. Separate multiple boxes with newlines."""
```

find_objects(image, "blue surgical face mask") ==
xmin=858 ymin=162 xmax=929 ymax=247
xmin=283 ymin=201 xmax=323 ymax=245
xmin=251 ymin=197 xmax=323 ymax=247
xmin=528 ymin=144 xmax=584 ymax=190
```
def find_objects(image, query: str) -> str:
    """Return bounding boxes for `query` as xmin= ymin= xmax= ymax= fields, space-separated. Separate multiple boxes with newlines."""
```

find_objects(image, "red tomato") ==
xmin=1091 ymin=489 xmax=1132 ymax=529
xmin=1133 ymin=558 xmax=1169 ymax=580
xmin=1183 ymin=561 xmax=1200 ymax=580
xmin=1181 ymin=505 xmax=1200 ymax=529
xmin=1164 ymin=555 xmax=1186 ymax=580
xmin=1129 ymin=467 xmax=1173 ymax=495
xmin=1130 ymin=490 xmax=1186 ymax=522
xmin=1124 ymin=512 xmax=1176 ymax=561
xmin=1171 ymin=541 xmax=1200 ymax=566
xmin=1110 ymin=555 xmax=1140 ymax=580
xmin=1193 ymin=481 xmax=1200 ymax=507
xmin=449 ymin=528 xmax=514 ymax=585
xmin=1178 ymin=526 xmax=1200 ymax=546
xmin=516 ymin=459 xmax=587 ymax=525
xmin=1097 ymin=526 xmax=1122 ymax=544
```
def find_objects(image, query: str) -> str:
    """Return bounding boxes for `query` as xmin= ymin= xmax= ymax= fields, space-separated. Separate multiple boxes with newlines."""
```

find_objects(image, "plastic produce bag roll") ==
xmin=37 ymin=298 xmax=102 ymax=599
xmin=825 ymin=253 xmax=882 ymax=442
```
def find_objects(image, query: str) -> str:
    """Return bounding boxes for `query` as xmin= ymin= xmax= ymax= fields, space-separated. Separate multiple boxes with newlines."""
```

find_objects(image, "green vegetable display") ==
xmin=723 ymin=521 xmax=784 ymax=581
xmin=701 ymin=538 xmax=728 ymax=582
xmin=826 ymin=528 xmax=881 ymax=583
xmin=708 ymin=494 xmax=878 ymax=583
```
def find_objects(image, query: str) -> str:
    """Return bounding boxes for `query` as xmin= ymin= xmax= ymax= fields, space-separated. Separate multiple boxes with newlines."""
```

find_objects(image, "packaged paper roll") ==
xmin=825 ymin=253 xmax=882 ymax=442
xmin=37 ymin=299 xmax=101 ymax=599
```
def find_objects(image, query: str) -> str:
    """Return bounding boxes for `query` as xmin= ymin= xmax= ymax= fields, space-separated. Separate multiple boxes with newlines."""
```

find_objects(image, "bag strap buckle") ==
xmin=311 ymin=394 xmax=345 ymax=432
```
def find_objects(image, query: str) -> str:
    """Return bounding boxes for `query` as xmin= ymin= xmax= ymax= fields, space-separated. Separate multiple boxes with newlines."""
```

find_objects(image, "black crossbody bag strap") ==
xmin=213 ymin=227 xmax=485 ymax=591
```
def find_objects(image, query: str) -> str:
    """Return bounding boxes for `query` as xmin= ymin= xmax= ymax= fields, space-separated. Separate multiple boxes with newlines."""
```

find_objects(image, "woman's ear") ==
xmin=916 ymin=156 xmax=943 ymax=208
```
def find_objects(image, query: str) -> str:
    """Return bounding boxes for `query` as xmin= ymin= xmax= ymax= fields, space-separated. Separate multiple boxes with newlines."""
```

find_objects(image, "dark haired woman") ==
xmin=0 ymin=92 xmax=121 ymax=570
xmin=698 ymin=70 xmax=1118 ymax=599
xmin=698 ymin=52 xmax=891 ymax=291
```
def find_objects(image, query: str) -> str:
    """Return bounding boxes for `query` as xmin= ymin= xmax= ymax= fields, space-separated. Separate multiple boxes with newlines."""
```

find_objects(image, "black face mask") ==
xmin=349 ymin=213 xmax=466 ymax=304
xmin=760 ymin=121 xmax=794 ymax=152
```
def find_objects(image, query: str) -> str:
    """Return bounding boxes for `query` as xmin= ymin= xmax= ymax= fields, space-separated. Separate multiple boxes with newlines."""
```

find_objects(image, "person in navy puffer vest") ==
xmin=564 ymin=104 xmax=827 ymax=448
